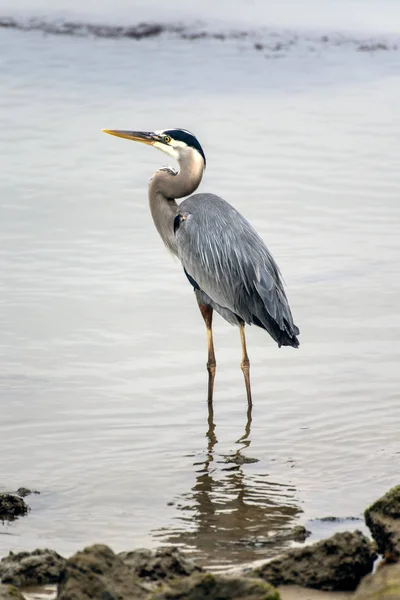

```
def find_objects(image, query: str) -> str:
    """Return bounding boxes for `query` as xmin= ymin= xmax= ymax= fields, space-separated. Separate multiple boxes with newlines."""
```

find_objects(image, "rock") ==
xmin=251 ymin=531 xmax=376 ymax=591
xmin=236 ymin=526 xmax=311 ymax=549
xmin=0 ymin=494 xmax=28 ymax=520
xmin=0 ymin=585 xmax=25 ymax=600
xmin=353 ymin=561 xmax=400 ymax=599
xmin=365 ymin=485 xmax=400 ymax=560
xmin=0 ymin=548 xmax=66 ymax=587
xmin=151 ymin=572 xmax=280 ymax=600
xmin=291 ymin=526 xmax=311 ymax=543
xmin=119 ymin=546 xmax=202 ymax=583
xmin=16 ymin=487 xmax=39 ymax=498
xmin=57 ymin=544 xmax=278 ymax=600
xmin=57 ymin=544 xmax=148 ymax=600
xmin=314 ymin=516 xmax=361 ymax=523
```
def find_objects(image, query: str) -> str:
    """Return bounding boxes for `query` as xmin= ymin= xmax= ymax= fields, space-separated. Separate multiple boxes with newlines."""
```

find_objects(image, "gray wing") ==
xmin=176 ymin=193 xmax=299 ymax=348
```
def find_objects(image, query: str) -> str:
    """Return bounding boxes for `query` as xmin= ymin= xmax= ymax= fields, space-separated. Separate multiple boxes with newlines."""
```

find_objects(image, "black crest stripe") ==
xmin=163 ymin=129 xmax=206 ymax=165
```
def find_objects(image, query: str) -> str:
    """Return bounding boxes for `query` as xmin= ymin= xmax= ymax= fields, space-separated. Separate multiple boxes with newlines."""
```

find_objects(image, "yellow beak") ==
xmin=102 ymin=129 xmax=158 ymax=145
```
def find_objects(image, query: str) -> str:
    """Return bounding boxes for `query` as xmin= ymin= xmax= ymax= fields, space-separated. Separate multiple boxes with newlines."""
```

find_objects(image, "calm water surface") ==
xmin=1 ymin=0 xmax=400 ymax=570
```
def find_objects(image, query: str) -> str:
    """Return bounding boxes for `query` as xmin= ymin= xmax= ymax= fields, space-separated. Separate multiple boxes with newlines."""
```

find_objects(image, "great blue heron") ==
xmin=102 ymin=128 xmax=299 ymax=405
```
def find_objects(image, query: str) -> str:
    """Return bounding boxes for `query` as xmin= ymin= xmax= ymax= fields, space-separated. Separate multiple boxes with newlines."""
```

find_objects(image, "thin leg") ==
xmin=198 ymin=303 xmax=216 ymax=403
xmin=206 ymin=399 xmax=217 ymax=452
xmin=240 ymin=322 xmax=252 ymax=405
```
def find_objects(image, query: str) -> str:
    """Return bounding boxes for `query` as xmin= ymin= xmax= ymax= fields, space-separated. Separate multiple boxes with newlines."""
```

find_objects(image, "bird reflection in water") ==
xmin=153 ymin=403 xmax=301 ymax=568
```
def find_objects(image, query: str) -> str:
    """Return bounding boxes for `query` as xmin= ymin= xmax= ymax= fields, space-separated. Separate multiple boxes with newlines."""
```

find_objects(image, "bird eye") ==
xmin=163 ymin=135 xmax=171 ymax=144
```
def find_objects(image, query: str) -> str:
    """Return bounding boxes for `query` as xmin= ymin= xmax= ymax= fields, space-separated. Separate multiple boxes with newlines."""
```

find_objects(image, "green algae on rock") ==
xmin=353 ymin=561 xmax=400 ymax=599
xmin=118 ymin=547 xmax=202 ymax=584
xmin=57 ymin=544 xmax=148 ymax=600
xmin=0 ymin=585 xmax=25 ymax=600
xmin=251 ymin=531 xmax=376 ymax=591
xmin=365 ymin=485 xmax=400 ymax=560
xmin=151 ymin=572 xmax=280 ymax=600
xmin=0 ymin=549 xmax=65 ymax=587
xmin=56 ymin=544 xmax=279 ymax=600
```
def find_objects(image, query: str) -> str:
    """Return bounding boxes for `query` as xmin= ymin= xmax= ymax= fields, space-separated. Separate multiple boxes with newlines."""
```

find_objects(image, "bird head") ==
xmin=102 ymin=128 xmax=206 ymax=167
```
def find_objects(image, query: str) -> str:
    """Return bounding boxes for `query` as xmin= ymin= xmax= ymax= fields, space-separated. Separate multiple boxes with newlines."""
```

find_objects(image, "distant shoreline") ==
xmin=0 ymin=15 xmax=398 ymax=56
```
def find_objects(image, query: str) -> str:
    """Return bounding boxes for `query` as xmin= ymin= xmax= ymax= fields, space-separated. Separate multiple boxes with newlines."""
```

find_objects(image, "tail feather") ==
xmin=251 ymin=314 xmax=299 ymax=348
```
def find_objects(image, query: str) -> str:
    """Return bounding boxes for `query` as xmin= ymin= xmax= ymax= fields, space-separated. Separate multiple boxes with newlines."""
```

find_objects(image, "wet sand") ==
xmin=279 ymin=587 xmax=351 ymax=600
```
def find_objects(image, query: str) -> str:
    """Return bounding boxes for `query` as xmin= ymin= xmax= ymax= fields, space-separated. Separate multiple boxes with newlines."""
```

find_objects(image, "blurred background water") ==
xmin=1 ymin=0 xmax=400 ymax=569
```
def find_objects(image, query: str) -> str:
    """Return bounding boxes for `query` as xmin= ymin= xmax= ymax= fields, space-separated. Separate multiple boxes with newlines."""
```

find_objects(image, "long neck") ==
xmin=148 ymin=150 xmax=204 ymax=255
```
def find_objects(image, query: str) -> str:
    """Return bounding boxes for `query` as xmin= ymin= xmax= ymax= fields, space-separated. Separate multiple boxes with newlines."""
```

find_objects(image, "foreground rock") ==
xmin=0 ymin=549 xmax=66 ymax=587
xmin=119 ymin=546 xmax=202 ymax=584
xmin=57 ymin=545 xmax=279 ymax=600
xmin=353 ymin=561 xmax=400 ymax=599
xmin=57 ymin=544 xmax=148 ymax=599
xmin=365 ymin=485 xmax=400 ymax=560
xmin=151 ymin=572 xmax=279 ymax=600
xmin=251 ymin=531 xmax=375 ymax=591
xmin=0 ymin=585 xmax=24 ymax=600
xmin=0 ymin=494 xmax=28 ymax=520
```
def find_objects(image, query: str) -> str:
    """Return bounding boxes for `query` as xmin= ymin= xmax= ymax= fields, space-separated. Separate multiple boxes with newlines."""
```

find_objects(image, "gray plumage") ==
xmin=176 ymin=193 xmax=299 ymax=347
xmin=102 ymin=126 xmax=300 ymax=403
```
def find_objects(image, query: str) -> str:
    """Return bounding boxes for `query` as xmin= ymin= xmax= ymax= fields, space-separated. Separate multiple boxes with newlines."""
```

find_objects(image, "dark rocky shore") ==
xmin=1 ymin=485 xmax=400 ymax=599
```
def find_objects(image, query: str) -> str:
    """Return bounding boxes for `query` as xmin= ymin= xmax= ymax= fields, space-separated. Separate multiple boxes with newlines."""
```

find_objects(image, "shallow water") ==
xmin=1 ymin=0 xmax=400 ymax=570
